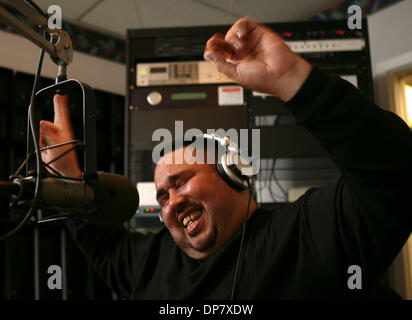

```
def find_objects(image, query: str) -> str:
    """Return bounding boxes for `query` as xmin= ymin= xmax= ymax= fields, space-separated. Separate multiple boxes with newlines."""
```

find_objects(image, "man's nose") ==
xmin=168 ymin=188 xmax=186 ymax=214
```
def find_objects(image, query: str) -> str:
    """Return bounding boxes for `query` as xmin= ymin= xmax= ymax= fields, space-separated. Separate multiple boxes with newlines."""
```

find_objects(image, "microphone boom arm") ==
xmin=0 ymin=0 xmax=73 ymax=79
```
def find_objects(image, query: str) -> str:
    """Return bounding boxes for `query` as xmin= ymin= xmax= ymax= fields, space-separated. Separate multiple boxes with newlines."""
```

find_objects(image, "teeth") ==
xmin=182 ymin=209 xmax=201 ymax=227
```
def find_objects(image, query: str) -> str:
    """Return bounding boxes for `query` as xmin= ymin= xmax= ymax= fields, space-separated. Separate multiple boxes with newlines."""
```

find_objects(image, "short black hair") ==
xmin=158 ymin=135 xmax=224 ymax=158
xmin=152 ymin=134 xmax=226 ymax=171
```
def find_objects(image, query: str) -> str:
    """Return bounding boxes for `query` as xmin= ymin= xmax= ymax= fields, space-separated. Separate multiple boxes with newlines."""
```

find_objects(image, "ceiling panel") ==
xmin=80 ymin=0 xmax=143 ymax=37
xmin=200 ymin=0 xmax=341 ymax=23
xmin=34 ymin=0 xmax=100 ymax=20
xmin=25 ymin=0 xmax=344 ymax=39
xmin=135 ymin=0 xmax=237 ymax=29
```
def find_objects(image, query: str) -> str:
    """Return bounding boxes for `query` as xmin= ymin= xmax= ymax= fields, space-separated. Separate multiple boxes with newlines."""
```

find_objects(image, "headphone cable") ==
xmin=230 ymin=180 xmax=252 ymax=300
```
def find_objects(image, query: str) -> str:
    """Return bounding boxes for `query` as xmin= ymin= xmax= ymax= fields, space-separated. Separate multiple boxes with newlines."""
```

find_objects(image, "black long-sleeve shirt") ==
xmin=67 ymin=67 xmax=412 ymax=299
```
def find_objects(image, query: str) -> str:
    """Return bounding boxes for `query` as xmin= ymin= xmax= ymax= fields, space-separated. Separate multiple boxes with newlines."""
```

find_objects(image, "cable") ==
xmin=230 ymin=180 xmax=252 ymax=300
xmin=0 ymin=47 xmax=45 ymax=243
xmin=24 ymin=0 xmax=46 ymax=18
xmin=0 ymin=207 xmax=34 ymax=242
xmin=29 ymin=48 xmax=45 ymax=203
xmin=269 ymin=158 xmax=288 ymax=202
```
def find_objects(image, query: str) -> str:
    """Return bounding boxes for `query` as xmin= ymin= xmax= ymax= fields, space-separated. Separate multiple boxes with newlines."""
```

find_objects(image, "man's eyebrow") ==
xmin=156 ymin=189 xmax=166 ymax=203
xmin=155 ymin=170 xmax=192 ymax=202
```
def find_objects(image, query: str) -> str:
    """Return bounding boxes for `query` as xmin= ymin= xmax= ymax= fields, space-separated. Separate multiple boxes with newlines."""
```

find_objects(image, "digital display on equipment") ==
xmin=150 ymin=67 xmax=167 ymax=73
xmin=171 ymin=92 xmax=207 ymax=100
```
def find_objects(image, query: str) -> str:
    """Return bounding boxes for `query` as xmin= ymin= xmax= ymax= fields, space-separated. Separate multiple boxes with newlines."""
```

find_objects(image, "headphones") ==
xmin=203 ymin=133 xmax=253 ymax=191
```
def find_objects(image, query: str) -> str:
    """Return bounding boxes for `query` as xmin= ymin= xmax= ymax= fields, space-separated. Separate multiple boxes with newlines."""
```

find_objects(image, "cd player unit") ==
xmin=136 ymin=60 xmax=233 ymax=87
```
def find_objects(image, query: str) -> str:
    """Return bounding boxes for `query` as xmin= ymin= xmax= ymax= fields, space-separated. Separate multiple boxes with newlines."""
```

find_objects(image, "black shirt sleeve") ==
xmin=65 ymin=218 xmax=172 ymax=298
xmin=284 ymin=66 xmax=412 ymax=291
xmin=65 ymin=219 xmax=134 ymax=297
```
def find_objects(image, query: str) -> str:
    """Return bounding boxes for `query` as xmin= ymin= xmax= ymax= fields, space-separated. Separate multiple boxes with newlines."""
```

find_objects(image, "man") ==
xmin=40 ymin=17 xmax=412 ymax=299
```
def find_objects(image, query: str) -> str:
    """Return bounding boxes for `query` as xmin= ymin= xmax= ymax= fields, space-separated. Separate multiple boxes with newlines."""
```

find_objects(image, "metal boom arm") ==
xmin=0 ymin=0 xmax=73 ymax=67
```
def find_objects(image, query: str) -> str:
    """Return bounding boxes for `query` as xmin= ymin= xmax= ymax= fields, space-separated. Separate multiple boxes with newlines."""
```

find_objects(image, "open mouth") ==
xmin=182 ymin=208 xmax=202 ymax=231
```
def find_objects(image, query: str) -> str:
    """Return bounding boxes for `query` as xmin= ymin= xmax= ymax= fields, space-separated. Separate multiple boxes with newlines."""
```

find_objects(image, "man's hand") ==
xmin=204 ymin=17 xmax=313 ymax=102
xmin=39 ymin=94 xmax=82 ymax=178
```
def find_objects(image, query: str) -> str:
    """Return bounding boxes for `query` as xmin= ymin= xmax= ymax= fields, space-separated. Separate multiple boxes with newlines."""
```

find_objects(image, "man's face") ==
xmin=154 ymin=147 xmax=247 ymax=260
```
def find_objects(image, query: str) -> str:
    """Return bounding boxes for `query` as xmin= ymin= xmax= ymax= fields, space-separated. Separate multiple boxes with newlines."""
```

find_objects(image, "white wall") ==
xmin=368 ymin=0 xmax=412 ymax=110
xmin=368 ymin=0 xmax=412 ymax=299
xmin=368 ymin=0 xmax=412 ymax=73
xmin=0 ymin=29 xmax=125 ymax=96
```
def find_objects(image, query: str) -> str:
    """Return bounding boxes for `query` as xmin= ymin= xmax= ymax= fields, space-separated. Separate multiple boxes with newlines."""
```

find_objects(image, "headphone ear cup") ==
xmin=203 ymin=133 xmax=252 ymax=191
xmin=217 ymin=153 xmax=248 ymax=191
xmin=217 ymin=161 xmax=245 ymax=191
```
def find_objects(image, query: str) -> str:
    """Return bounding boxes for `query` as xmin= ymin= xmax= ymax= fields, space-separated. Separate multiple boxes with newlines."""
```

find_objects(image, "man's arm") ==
xmin=204 ymin=16 xmax=312 ymax=102
xmin=205 ymin=17 xmax=412 ymax=291
xmin=39 ymin=94 xmax=156 ymax=297
xmin=286 ymin=67 xmax=412 ymax=292
xmin=66 ymin=218 xmax=135 ymax=296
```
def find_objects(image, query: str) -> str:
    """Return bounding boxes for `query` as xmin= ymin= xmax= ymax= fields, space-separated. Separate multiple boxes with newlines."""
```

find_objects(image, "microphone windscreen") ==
xmin=84 ymin=172 xmax=139 ymax=225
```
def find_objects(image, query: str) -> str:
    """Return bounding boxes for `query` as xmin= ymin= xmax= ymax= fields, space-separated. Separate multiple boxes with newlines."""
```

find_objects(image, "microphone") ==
xmin=3 ymin=172 xmax=139 ymax=225
xmin=0 ymin=181 xmax=20 ymax=197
